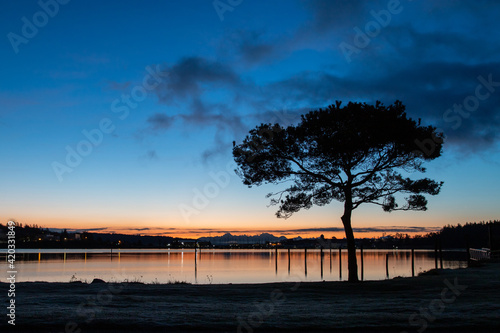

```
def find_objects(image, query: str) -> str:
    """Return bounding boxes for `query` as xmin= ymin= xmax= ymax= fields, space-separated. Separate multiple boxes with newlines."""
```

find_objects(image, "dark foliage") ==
xmin=234 ymin=101 xmax=444 ymax=281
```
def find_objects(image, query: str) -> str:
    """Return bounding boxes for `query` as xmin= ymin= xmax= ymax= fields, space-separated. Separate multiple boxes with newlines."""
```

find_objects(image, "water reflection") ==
xmin=0 ymin=249 xmax=467 ymax=284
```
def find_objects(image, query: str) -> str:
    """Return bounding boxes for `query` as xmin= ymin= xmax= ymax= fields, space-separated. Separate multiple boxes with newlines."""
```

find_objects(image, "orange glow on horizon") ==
xmin=59 ymin=228 xmax=434 ymax=240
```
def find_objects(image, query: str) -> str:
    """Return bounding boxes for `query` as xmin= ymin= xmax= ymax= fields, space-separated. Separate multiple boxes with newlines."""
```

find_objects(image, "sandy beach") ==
xmin=3 ymin=263 xmax=500 ymax=332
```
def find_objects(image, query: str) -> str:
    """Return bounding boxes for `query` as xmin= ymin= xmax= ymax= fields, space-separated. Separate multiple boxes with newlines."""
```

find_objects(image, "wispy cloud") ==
xmin=70 ymin=53 xmax=111 ymax=65
xmin=154 ymin=56 xmax=241 ymax=103
xmin=146 ymin=113 xmax=176 ymax=132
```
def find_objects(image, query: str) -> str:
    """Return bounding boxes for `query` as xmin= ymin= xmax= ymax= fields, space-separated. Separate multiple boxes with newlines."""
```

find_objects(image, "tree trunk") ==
xmin=341 ymin=186 xmax=359 ymax=282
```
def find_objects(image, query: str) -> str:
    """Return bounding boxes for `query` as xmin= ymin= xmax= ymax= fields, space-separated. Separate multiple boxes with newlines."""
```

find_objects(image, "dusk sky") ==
xmin=1 ymin=0 xmax=499 ymax=239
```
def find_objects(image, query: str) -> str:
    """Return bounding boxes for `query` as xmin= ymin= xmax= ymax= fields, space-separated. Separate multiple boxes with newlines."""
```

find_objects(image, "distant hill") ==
xmin=198 ymin=232 xmax=287 ymax=245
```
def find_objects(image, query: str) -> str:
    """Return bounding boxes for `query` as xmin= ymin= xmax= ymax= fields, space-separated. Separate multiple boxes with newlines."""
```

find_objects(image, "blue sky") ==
xmin=1 ymin=0 xmax=499 ymax=238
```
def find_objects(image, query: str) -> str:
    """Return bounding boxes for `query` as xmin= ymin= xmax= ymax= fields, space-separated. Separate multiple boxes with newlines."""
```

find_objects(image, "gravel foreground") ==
xmin=2 ymin=263 xmax=500 ymax=333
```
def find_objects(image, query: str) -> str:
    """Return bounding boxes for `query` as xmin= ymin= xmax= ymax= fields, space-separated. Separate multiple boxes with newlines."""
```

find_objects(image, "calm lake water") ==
xmin=1 ymin=249 xmax=467 ymax=284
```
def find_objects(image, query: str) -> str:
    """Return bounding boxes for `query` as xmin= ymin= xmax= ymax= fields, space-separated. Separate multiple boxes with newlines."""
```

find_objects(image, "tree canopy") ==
xmin=233 ymin=101 xmax=444 ymax=282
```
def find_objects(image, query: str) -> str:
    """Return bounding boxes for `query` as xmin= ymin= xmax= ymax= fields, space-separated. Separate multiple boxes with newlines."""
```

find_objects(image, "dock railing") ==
xmin=469 ymin=248 xmax=491 ymax=261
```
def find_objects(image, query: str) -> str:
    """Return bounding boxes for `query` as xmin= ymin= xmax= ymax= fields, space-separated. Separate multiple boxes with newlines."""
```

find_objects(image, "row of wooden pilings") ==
xmin=180 ymin=242 xmax=447 ymax=281
xmin=269 ymin=244 xmax=446 ymax=280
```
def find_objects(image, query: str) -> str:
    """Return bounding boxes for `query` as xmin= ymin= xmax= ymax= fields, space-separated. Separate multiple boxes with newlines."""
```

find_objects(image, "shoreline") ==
xmin=2 ymin=263 xmax=499 ymax=332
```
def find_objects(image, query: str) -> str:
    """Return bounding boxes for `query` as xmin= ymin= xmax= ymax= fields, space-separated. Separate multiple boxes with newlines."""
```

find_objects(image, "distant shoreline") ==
xmin=3 ymin=263 xmax=499 ymax=332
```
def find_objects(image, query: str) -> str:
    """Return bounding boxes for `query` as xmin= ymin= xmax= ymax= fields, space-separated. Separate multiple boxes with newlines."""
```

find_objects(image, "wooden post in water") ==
xmin=360 ymin=245 xmax=364 ymax=281
xmin=275 ymin=247 xmax=278 ymax=274
xmin=338 ymin=247 xmax=342 ymax=279
xmin=304 ymin=248 xmax=307 ymax=277
xmin=411 ymin=248 xmax=415 ymax=277
xmin=320 ymin=247 xmax=324 ymax=279
xmin=439 ymin=240 xmax=443 ymax=269
xmin=434 ymin=240 xmax=438 ymax=269
xmin=466 ymin=238 xmax=471 ymax=267
xmin=386 ymin=253 xmax=389 ymax=278
xmin=330 ymin=247 xmax=332 ymax=273
xmin=288 ymin=248 xmax=291 ymax=274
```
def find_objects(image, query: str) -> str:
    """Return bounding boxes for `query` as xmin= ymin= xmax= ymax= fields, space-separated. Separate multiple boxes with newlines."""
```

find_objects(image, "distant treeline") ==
xmin=0 ymin=220 xmax=498 ymax=249
xmin=431 ymin=221 xmax=499 ymax=250
xmin=363 ymin=221 xmax=500 ymax=250
xmin=0 ymin=223 xmax=186 ymax=249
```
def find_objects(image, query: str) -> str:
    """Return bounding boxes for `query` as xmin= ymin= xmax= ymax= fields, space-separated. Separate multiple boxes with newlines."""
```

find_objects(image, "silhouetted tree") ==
xmin=233 ymin=101 xmax=443 ymax=282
